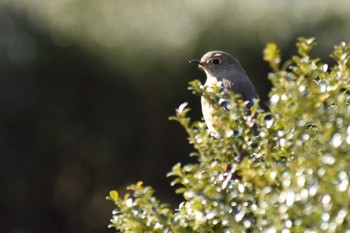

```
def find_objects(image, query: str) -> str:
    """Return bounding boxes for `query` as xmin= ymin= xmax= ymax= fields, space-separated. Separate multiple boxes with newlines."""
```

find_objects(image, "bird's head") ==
xmin=189 ymin=50 xmax=245 ymax=78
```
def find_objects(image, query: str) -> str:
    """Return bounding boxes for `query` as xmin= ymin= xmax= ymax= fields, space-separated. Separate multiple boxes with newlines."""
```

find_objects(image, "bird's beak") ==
xmin=189 ymin=60 xmax=204 ymax=70
xmin=189 ymin=60 xmax=201 ymax=65
xmin=189 ymin=59 xmax=205 ymax=72
xmin=189 ymin=59 xmax=200 ymax=64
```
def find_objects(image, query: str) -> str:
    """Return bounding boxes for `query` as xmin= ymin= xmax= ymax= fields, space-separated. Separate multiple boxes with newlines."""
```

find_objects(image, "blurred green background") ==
xmin=0 ymin=1 xmax=349 ymax=232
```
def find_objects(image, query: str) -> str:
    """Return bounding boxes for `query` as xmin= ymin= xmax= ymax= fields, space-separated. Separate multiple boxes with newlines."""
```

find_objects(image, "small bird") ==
xmin=189 ymin=51 xmax=258 ymax=136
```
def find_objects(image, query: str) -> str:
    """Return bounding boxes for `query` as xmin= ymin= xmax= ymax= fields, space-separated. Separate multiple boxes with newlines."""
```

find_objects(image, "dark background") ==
xmin=0 ymin=1 xmax=349 ymax=232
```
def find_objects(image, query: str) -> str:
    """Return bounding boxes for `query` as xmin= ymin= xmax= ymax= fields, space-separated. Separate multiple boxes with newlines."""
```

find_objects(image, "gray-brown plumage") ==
xmin=190 ymin=50 xmax=258 ymax=136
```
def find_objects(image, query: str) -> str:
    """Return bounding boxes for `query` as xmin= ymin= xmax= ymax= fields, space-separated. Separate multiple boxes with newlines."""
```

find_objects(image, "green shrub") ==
xmin=107 ymin=38 xmax=350 ymax=232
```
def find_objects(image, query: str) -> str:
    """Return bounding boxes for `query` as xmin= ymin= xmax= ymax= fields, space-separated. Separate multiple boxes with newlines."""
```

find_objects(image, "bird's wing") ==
xmin=220 ymin=75 xmax=258 ymax=111
xmin=222 ymin=75 xmax=258 ymax=101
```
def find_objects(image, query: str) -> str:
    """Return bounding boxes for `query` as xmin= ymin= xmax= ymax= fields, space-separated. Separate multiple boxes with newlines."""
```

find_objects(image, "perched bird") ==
xmin=189 ymin=51 xmax=258 ymax=136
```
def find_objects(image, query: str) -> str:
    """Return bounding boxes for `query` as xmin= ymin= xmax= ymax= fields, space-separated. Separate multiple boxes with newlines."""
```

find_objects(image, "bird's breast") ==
xmin=204 ymin=75 xmax=221 ymax=91
xmin=201 ymin=96 xmax=219 ymax=136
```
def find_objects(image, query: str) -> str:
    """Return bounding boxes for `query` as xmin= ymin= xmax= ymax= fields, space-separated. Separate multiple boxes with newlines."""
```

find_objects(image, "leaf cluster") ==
xmin=108 ymin=38 xmax=350 ymax=232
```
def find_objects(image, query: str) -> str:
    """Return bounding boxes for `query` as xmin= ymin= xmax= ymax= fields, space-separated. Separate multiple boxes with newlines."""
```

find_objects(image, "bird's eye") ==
xmin=211 ymin=58 xmax=221 ymax=65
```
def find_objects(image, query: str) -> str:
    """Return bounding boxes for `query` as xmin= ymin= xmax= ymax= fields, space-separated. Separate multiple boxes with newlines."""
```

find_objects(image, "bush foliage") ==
xmin=107 ymin=38 xmax=350 ymax=232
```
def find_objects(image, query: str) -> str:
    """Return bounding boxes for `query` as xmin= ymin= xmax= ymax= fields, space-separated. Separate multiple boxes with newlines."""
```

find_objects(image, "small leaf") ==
xmin=109 ymin=190 xmax=119 ymax=202
xmin=136 ymin=181 xmax=144 ymax=189
xmin=263 ymin=42 xmax=281 ymax=71
xmin=178 ymin=102 xmax=189 ymax=114
xmin=296 ymin=37 xmax=317 ymax=57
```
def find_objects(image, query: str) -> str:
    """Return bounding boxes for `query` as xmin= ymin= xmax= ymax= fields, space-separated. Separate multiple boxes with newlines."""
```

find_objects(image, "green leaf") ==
xmin=109 ymin=38 xmax=350 ymax=233
xmin=108 ymin=190 xmax=119 ymax=202
xmin=263 ymin=42 xmax=281 ymax=71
